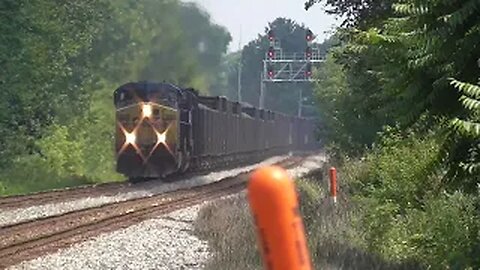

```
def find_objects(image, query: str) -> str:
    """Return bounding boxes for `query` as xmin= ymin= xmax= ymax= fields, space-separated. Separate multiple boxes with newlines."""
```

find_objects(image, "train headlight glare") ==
xmin=142 ymin=104 xmax=152 ymax=118
xmin=156 ymin=130 xmax=166 ymax=144
xmin=125 ymin=132 xmax=136 ymax=145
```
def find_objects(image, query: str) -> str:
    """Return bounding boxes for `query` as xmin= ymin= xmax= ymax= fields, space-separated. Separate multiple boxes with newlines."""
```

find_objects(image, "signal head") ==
xmin=306 ymin=29 xmax=313 ymax=41
xmin=268 ymin=30 xmax=274 ymax=41
xmin=267 ymin=46 xmax=275 ymax=59
xmin=305 ymin=63 xmax=312 ymax=78
xmin=305 ymin=47 xmax=312 ymax=59
xmin=267 ymin=65 xmax=274 ymax=79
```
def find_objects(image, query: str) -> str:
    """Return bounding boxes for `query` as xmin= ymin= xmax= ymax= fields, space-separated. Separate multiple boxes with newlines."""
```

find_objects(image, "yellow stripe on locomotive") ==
xmin=116 ymin=102 xmax=178 ymax=157
xmin=114 ymin=83 xmax=180 ymax=179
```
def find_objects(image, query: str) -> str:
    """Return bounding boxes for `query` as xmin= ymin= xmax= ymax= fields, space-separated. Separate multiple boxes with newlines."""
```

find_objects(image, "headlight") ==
xmin=125 ymin=132 xmax=136 ymax=145
xmin=155 ymin=130 xmax=167 ymax=144
xmin=142 ymin=103 xmax=152 ymax=118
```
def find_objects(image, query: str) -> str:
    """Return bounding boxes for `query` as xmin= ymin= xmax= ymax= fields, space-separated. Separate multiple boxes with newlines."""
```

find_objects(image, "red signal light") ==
xmin=268 ymin=30 xmax=274 ymax=42
xmin=306 ymin=29 xmax=313 ymax=41
xmin=305 ymin=47 xmax=312 ymax=59
xmin=268 ymin=46 xmax=275 ymax=59
xmin=267 ymin=65 xmax=274 ymax=79
xmin=305 ymin=63 xmax=312 ymax=78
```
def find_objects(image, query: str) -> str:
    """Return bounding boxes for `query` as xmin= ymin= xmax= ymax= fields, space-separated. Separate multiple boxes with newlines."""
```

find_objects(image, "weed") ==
xmin=194 ymin=171 xmax=420 ymax=269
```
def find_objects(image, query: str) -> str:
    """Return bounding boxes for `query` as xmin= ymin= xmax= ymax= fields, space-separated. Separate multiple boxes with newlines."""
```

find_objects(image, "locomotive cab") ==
xmin=114 ymin=82 xmax=186 ymax=179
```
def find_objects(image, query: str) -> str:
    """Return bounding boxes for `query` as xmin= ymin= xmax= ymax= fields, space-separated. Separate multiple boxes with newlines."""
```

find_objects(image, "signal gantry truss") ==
xmin=262 ymin=52 xmax=324 ymax=82
xmin=262 ymin=29 xmax=324 ymax=83
xmin=259 ymin=29 xmax=325 ymax=115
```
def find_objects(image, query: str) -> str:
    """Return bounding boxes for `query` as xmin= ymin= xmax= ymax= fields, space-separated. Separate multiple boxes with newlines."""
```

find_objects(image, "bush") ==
xmin=0 ymin=154 xmax=87 ymax=196
xmin=0 ymin=114 xmax=123 ymax=196
xmin=403 ymin=192 xmax=480 ymax=268
xmin=297 ymin=177 xmax=419 ymax=269
xmin=340 ymin=128 xmax=480 ymax=269
xmin=194 ymin=175 xmax=418 ymax=269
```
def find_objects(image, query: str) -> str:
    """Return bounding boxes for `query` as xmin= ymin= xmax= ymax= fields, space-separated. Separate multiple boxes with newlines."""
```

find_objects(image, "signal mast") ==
xmin=260 ymin=28 xmax=324 ymax=116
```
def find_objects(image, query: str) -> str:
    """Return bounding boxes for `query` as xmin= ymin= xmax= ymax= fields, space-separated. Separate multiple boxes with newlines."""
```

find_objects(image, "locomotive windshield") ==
xmin=114 ymin=82 xmax=179 ymax=108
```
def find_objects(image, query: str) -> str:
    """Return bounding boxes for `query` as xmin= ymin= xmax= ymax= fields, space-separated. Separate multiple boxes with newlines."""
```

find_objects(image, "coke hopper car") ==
xmin=114 ymin=82 xmax=317 ymax=180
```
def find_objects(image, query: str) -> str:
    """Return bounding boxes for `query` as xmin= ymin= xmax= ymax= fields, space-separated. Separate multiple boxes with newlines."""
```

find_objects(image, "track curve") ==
xmin=0 ymin=156 xmax=304 ymax=268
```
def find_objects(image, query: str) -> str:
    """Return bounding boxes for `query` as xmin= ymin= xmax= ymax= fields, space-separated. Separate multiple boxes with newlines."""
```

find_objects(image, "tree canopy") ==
xmin=0 ymin=0 xmax=230 ymax=194
xmin=310 ymin=0 xmax=480 ymax=268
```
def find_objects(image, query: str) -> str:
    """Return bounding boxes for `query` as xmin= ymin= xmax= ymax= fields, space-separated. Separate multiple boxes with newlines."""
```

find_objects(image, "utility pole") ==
xmin=237 ymin=25 xmax=242 ymax=102
xmin=297 ymin=86 xmax=303 ymax=117
xmin=237 ymin=58 xmax=242 ymax=102
xmin=260 ymin=73 xmax=265 ymax=108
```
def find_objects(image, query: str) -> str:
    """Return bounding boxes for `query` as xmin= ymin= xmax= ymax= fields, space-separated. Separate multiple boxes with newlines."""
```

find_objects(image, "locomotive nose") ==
xmin=114 ymin=83 xmax=181 ymax=179
xmin=116 ymin=103 xmax=169 ymax=158
xmin=136 ymin=105 xmax=174 ymax=158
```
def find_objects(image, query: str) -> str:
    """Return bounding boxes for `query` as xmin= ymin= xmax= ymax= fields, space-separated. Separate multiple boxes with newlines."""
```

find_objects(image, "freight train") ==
xmin=114 ymin=82 xmax=318 ymax=180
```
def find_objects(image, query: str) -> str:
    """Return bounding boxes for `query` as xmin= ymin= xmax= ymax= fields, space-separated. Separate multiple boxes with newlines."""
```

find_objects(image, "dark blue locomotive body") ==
xmin=114 ymin=82 xmax=318 ymax=180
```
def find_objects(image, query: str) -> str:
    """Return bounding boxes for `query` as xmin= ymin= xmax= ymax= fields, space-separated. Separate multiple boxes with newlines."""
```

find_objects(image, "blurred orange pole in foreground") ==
xmin=247 ymin=166 xmax=312 ymax=270
xmin=329 ymin=167 xmax=337 ymax=204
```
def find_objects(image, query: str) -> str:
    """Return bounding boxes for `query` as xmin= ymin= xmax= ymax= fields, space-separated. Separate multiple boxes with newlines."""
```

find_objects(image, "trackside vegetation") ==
xmin=309 ymin=0 xmax=480 ymax=268
xmin=0 ymin=0 xmax=231 ymax=195
xmin=0 ymin=3 xmax=327 ymax=195
xmin=197 ymin=1 xmax=479 ymax=269
xmin=2 ymin=0 xmax=479 ymax=267
xmin=194 ymin=177 xmax=422 ymax=269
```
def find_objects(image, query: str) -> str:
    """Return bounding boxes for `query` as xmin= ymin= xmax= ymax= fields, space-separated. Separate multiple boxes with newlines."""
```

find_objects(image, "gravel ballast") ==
xmin=8 ymin=205 xmax=209 ymax=270
xmin=8 ymin=153 xmax=326 ymax=270
xmin=0 ymin=156 xmax=287 ymax=227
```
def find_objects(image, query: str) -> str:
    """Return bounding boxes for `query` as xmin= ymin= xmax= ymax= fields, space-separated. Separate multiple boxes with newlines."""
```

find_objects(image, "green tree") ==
xmin=0 ymin=0 xmax=108 ymax=168
xmin=304 ymin=0 xmax=395 ymax=27
xmin=445 ymin=79 xmax=480 ymax=191
xmin=0 ymin=0 xmax=232 ymax=194
xmin=307 ymin=0 xmax=480 ymax=267
xmin=178 ymin=2 xmax=231 ymax=93
xmin=209 ymin=51 xmax=241 ymax=98
xmin=312 ymin=0 xmax=480 ymax=152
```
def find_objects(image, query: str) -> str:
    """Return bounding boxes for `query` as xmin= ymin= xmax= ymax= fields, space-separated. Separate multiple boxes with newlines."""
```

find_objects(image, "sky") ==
xmin=184 ymin=0 xmax=339 ymax=52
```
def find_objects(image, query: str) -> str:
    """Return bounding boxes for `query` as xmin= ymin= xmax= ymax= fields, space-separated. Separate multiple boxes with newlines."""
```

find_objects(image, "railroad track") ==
xmin=0 ymin=174 xmax=208 ymax=211
xmin=0 ymin=157 xmax=304 ymax=268
xmin=0 ymin=182 xmax=132 ymax=211
xmin=0 ymin=155 xmax=300 ymax=211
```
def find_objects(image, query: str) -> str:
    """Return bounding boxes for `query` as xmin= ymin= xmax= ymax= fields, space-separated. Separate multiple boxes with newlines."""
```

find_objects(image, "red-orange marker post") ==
xmin=329 ymin=167 xmax=337 ymax=204
xmin=247 ymin=166 xmax=312 ymax=270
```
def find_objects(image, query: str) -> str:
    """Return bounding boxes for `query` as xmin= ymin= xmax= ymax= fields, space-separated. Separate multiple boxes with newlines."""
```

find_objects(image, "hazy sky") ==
xmin=184 ymin=0 xmax=339 ymax=51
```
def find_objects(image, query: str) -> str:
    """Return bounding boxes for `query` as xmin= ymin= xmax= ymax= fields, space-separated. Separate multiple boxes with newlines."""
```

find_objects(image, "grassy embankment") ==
xmin=194 ymin=167 xmax=420 ymax=270
xmin=195 ymin=129 xmax=480 ymax=269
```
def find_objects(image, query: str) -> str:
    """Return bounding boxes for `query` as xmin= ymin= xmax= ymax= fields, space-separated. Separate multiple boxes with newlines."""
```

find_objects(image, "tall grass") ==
xmin=194 ymin=169 xmax=420 ymax=269
xmin=195 ymin=192 xmax=262 ymax=270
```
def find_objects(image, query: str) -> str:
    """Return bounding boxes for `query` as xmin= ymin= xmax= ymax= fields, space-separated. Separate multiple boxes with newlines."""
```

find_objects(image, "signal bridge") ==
xmin=262 ymin=52 xmax=324 ymax=83
xmin=259 ymin=29 xmax=325 ymax=116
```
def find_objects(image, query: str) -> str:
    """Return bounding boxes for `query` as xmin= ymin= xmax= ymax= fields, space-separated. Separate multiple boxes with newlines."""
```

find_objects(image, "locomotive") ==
xmin=114 ymin=82 xmax=317 ymax=180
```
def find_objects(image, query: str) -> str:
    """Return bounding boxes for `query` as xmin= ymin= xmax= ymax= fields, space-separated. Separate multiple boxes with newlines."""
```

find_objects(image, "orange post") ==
xmin=247 ymin=166 xmax=312 ymax=270
xmin=329 ymin=167 xmax=337 ymax=204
